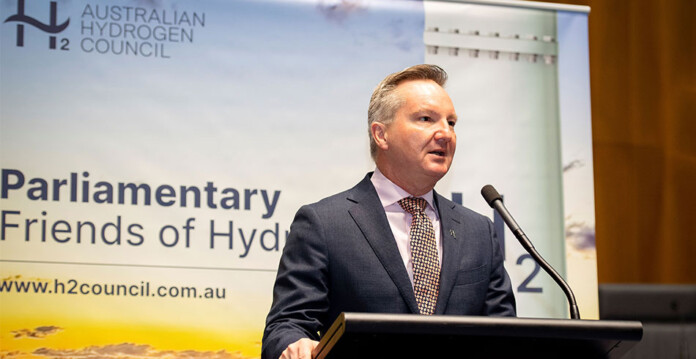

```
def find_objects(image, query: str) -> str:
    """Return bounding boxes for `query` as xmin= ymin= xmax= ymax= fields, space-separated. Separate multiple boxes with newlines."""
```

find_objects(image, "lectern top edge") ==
xmin=314 ymin=312 xmax=643 ymax=359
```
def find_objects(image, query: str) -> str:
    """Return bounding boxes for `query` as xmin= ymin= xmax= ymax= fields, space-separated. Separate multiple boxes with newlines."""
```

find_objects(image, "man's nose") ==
xmin=434 ymin=119 xmax=454 ymax=142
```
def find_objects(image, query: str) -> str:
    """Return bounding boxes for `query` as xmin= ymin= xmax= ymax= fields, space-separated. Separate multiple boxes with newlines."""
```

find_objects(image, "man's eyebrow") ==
xmin=415 ymin=108 xmax=441 ymax=115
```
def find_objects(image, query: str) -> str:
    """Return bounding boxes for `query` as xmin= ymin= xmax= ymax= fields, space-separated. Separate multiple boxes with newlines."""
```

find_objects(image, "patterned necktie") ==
xmin=398 ymin=196 xmax=440 ymax=315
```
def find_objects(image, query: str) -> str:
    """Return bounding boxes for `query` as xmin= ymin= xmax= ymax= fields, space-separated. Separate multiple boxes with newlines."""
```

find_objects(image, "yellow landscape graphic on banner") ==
xmin=1 ymin=271 xmax=266 ymax=359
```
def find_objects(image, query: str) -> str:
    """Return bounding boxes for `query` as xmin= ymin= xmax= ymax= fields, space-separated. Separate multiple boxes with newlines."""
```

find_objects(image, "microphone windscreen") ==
xmin=481 ymin=185 xmax=502 ymax=207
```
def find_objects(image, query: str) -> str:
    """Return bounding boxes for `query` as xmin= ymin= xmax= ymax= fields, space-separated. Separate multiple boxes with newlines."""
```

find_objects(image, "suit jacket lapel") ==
xmin=347 ymin=175 xmax=420 ymax=314
xmin=433 ymin=192 xmax=461 ymax=314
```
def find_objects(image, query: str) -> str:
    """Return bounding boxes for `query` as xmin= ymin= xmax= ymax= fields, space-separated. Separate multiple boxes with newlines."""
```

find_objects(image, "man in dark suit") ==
xmin=262 ymin=64 xmax=516 ymax=359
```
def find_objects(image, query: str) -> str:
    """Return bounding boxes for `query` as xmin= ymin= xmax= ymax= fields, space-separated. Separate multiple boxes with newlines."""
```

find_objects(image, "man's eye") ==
xmin=419 ymin=116 xmax=431 ymax=122
xmin=448 ymin=120 xmax=457 ymax=127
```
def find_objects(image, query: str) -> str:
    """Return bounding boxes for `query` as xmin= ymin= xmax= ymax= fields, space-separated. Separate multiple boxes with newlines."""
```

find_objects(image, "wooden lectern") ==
xmin=313 ymin=312 xmax=643 ymax=359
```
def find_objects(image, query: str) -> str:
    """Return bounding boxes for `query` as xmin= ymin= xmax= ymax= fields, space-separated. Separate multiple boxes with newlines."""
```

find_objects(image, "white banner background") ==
xmin=1 ymin=1 xmax=596 ymax=358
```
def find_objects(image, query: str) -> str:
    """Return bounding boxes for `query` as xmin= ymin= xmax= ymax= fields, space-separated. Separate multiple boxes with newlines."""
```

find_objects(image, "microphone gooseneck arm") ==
xmin=481 ymin=185 xmax=581 ymax=320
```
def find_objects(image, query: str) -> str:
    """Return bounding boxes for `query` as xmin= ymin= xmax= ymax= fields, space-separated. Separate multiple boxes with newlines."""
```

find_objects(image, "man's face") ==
xmin=379 ymin=79 xmax=457 ymax=186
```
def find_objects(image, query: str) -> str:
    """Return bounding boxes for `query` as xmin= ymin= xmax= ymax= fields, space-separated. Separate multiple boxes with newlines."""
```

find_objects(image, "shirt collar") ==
xmin=371 ymin=167 xmax=436 ymax=211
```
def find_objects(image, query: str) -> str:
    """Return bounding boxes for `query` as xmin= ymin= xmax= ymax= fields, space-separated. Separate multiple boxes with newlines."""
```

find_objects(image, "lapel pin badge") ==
xmin=449 ymin=229 xmax=456 ymax=238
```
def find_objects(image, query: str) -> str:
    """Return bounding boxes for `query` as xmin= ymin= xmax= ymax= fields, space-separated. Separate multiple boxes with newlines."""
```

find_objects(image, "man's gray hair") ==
xmin=367 ymin=64 xmax=448 ymax=160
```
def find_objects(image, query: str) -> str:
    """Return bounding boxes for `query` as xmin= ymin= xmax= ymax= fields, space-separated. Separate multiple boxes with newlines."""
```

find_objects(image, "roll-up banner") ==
xmin=1 ymin=0 xmax=595 ymax=357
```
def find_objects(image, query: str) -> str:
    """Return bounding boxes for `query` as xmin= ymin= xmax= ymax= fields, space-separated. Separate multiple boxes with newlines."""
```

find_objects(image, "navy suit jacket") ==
xmin=262 ymin=173 xmax=516 ymax=359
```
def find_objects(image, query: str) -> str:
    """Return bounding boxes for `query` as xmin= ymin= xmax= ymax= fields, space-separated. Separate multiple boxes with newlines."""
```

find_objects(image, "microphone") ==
xmin=481 ymin=184 xmax=581 ymax=320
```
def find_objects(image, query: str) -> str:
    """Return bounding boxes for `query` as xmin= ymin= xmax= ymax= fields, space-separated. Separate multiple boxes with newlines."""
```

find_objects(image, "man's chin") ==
xmin=423 ymin=165 xmax=451 ymax=180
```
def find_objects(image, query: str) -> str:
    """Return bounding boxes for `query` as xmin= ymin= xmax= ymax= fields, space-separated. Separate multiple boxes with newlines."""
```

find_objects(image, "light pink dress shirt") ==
xmin=370 ymin=168 xmax=443 ymax=286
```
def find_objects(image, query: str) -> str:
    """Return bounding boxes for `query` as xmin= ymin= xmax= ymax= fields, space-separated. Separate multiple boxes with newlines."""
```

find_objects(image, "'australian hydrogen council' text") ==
xmin=79 ymin=4 xmax=206 ymax=58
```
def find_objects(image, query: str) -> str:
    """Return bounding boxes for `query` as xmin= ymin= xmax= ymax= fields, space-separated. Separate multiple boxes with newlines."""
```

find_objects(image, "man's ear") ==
xmin=371 ymin=122 xmax=388 ymax=151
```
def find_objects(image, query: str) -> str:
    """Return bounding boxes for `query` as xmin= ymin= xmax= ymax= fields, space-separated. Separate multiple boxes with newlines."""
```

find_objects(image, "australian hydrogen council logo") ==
xmin=3 ymin=0 xmax=206 ymax=59
xmin=4 ymin=0 xmax=69 ymax=49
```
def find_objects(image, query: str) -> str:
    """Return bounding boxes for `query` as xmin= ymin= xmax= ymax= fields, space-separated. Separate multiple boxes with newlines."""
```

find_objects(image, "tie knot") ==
xmin=398 ymin=197 xmax=427 ymax=215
